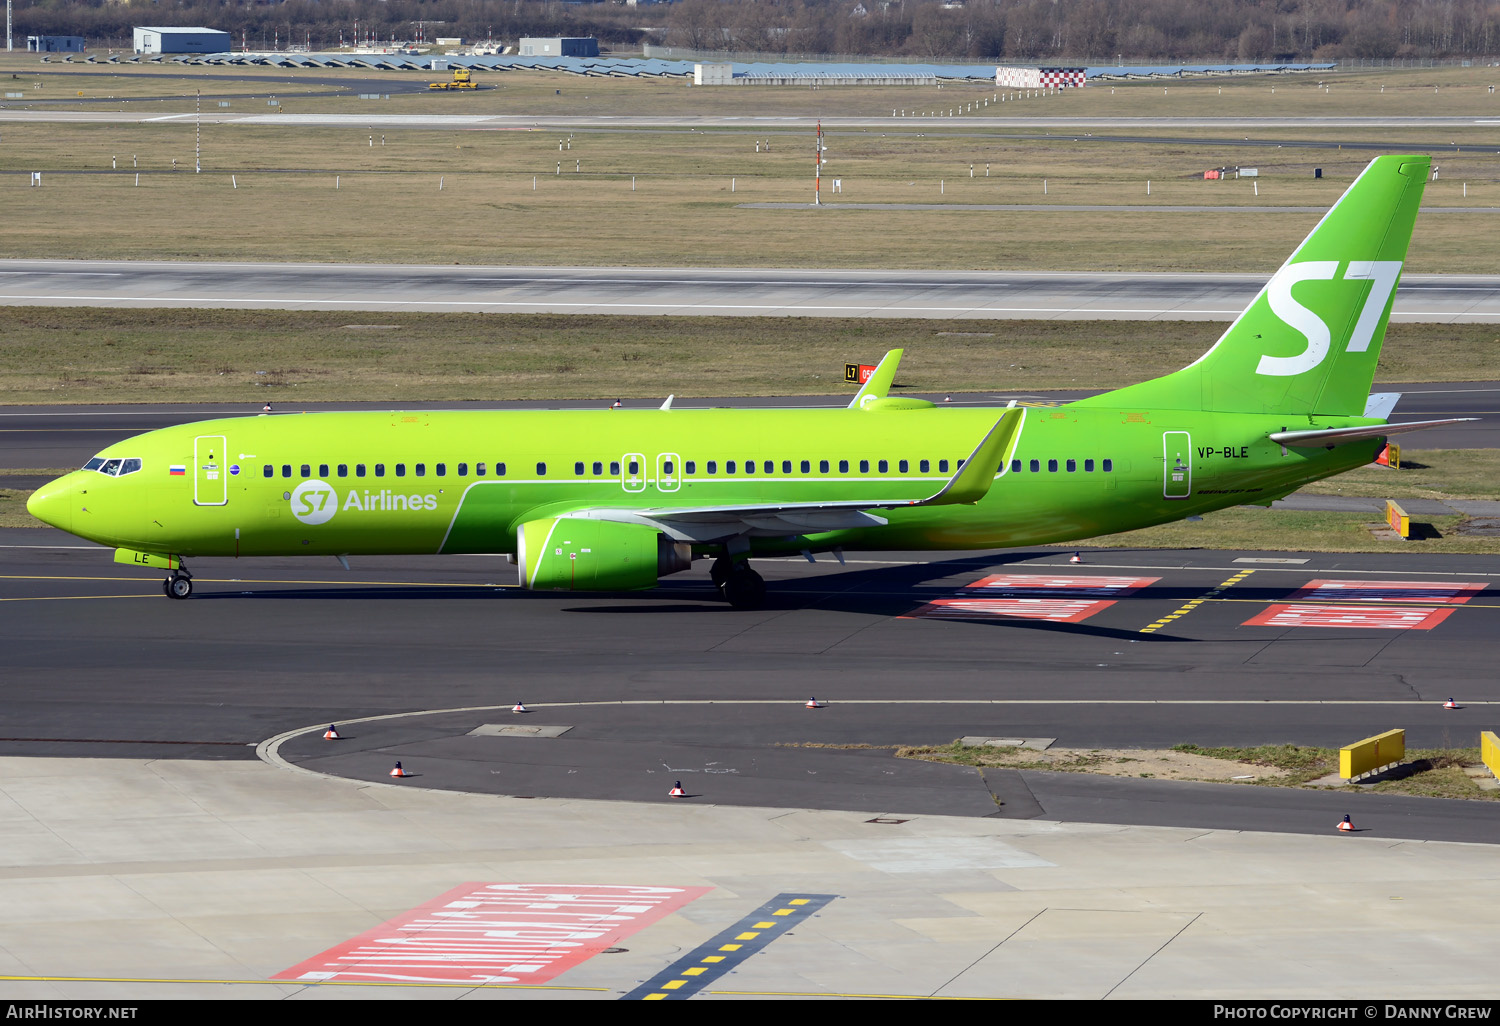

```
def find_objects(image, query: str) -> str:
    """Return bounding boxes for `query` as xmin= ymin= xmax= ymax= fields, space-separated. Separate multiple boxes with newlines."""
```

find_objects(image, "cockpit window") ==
xmin=87 ymin=457 xmax=142 ymax=477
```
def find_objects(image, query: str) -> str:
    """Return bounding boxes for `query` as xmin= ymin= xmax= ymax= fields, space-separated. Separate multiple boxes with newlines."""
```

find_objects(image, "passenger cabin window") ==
xmin=820 ymin=460 xmax=830 ymax=473
xmin=783 ymin=460 xmax=792 ymax=474
xmin=395 ymin=464 xmax=406 ymax=478
xmin=375 ymin=464 xmax=385 ymax=478
xmin=497 ymin=463 xmax=506 ymax=476
xmin=686 ymin=460 xmax=696 ymax=474
xmin=415 ymin=464 xmax=426 ymax=477
xmin=1011 ymin=460 xmax=1022 ymax=473
xmin=839 ymin=460 xmax=849 ymax=473
xmin=436 ymin=463 xmax=446 ymax=477
xmin=1084 ymin=459 xmax=1094 ymax=472
xmin=1048 ymin=459 xmax=1058 ymax=472
xmin=938 ymin=460 xmax=949 ymax=473
xmin=338 ymin=464 xmax=348 ymax=478
xmin=707 ymin=461 xmax=717 ymax=474
xmin=301 ymin=465 xmax=311 ymax=478
xmin=476 ymin=462 xmax=486 ymax=476
xmin=536 ymin=463 xmax=546 ymax=476
xmin=898 ymin=459 xmax=908 ymax=473
xmin=878 ymin=460 xmax=889 ymax=473
xmin=1067 ymin=459 xmax=1077 ymax=472
xmin=575 ymin=462 xmax=585 ymax=476
xmin=319 ymin=464 xmax=329 ymax=477
xmin=800 ymin=460 xmax=810 ymax=473
xmin=457 ymin=463 xmax=467 ymax=476
xmin=263 ymin=465 xmax=273 ymax=478
xmin=745 ymin=460 xmax=755 ymax=475
xmin=1103 ymin=459 xmax=1113 ymax=472
xmin=664 ymin=460 xmax=674 ymax=475
xmin=610 ymin=461 xmax=620 ymax=475
xmin=726 ymin=461 xmax=736 ymax=474
xmin=860 ymin=460 xmax=869 ymax=473
xmin=281 ymin=465 xmax=292 ymax=478
xmin=593 ymin=462 xmax=603 ymax=476
xmin=356 ymin=464 xmax=367 ymax=478
xmin=1029 ymin=459 xmax=1040 ymax=473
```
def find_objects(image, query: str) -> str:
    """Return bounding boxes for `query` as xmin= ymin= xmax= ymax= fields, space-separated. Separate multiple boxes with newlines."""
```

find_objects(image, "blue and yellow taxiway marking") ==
xmin=621 ymin=892 xmax=836 ymax=1000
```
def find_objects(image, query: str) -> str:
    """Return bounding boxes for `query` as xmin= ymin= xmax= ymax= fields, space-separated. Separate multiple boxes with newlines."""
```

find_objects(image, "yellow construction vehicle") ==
xmin=429 ymin=68 xmax=476 ymax=90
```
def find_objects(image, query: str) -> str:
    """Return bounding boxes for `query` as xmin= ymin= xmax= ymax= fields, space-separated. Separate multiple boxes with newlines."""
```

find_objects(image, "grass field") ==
xmin=898 ymin=739 xmax=1500 ymax=801
xmin=2 ymin=308 xmax=1497 ymax=404
xmin=3 ymin=59 xmax=1500 ymax=269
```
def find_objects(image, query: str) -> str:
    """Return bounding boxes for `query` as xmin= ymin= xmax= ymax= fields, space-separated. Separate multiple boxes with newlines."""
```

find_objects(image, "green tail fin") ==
xmin=1077 ymin=155 xmax=1429 ymax=416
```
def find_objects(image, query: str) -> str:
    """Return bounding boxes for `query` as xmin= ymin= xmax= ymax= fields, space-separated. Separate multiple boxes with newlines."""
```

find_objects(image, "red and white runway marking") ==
xmin=906 ymin=574 xmax=1158 ymax=622
xmin=1243 ymin=604 xmax=1458 ymax=630
xmin=1282 ymin=579 xmax=1487 ymax=604
xmin=274 ymin=882 xmax=710 ymax=986
xmin=1243 ymin=579 xmax=1486 ymax=630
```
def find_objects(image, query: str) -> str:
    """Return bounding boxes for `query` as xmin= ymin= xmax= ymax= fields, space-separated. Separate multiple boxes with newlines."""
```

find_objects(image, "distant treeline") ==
xmin=13 ymin=0 xmax=1500 ymax=60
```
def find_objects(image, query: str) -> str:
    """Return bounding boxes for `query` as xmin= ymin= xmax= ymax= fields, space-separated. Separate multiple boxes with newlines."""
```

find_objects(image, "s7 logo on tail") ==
xmin=1255 ymin=260 xmax=1402 ymax=377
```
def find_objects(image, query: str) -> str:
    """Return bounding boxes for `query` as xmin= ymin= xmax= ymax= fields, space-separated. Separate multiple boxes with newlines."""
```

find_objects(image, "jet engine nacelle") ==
xmin=516 ymin=516 xmax=692 ymax=591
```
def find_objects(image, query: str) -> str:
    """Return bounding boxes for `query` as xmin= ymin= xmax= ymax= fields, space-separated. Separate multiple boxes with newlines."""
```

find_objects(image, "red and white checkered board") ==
xmin=1039 ymin=68 xmax=1086 ymax=88
xmin=1243 ymin=604 xmax=1457 ymax=630
xmin=1283 ymin=579 xmax=1486 ymax=604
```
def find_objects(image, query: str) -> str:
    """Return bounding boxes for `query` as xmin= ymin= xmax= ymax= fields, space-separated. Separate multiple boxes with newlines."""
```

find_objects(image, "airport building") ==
xmin=133 ymin=27 xmax=232 ymax=55
xmin=518 ymin=37 xmax=599 ymax=58
xmin=27 ymin=36 xmax=86 ymax=53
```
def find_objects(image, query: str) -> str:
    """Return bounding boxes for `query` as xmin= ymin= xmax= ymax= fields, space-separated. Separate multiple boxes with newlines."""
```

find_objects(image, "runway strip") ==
xmin=2 ymin=260 xmax=1499 ymax=320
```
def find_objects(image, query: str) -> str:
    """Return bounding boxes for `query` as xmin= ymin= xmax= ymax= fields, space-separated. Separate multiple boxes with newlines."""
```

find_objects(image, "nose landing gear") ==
xmin=163 ymin=566 xmax=193 ymax=600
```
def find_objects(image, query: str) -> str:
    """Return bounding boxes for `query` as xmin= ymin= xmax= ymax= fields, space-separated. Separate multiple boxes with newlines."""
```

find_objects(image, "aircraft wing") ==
xmin=567 ymin=409 xmax=1023 ymax=542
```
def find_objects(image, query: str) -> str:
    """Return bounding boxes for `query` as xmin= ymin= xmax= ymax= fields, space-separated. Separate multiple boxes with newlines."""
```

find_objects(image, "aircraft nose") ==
xmin=26 ymin=476 xmax=72 ymax=532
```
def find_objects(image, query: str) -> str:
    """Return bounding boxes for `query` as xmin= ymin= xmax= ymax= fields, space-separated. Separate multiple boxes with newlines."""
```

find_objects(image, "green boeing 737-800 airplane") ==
xmin=26 ymin=154 xmax=1472 ymax=607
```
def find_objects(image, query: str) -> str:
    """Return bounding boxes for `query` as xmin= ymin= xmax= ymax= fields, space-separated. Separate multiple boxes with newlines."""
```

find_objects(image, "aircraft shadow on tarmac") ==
xmin=182 ymin=550 xmax=1353 ymax=645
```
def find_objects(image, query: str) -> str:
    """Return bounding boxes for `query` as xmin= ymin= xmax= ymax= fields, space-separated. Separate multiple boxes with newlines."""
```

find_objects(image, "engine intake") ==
xmin=516 ymin=516 xmax=691 ymax=591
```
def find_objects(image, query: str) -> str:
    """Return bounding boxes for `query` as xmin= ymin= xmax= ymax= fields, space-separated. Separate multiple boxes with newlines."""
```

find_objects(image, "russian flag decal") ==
xmin=169 ymin=465 xmax=186 ymax=476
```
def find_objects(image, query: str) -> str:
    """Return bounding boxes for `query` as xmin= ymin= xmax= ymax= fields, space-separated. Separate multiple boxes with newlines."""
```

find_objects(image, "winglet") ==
xmin=848 ymin=349 xmax=903 ymax=409
xmin=915 ymin=409 xmax=1024 ymax=506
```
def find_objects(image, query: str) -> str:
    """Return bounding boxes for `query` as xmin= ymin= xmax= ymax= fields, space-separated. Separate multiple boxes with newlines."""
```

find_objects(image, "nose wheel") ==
xmin=163 ymin=568 xmax=193 ymax=600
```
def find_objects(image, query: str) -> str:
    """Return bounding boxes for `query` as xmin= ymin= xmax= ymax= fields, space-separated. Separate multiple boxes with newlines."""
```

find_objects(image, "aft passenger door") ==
xmin=195 ymin=435 xmax=228 ymax=506
xmin=1162 ymin=431 xmax=1191 ymax=500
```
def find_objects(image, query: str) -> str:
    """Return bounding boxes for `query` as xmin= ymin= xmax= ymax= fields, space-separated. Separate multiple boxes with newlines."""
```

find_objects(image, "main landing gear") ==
xmin=163 ymin=566 xmax=193 ymax=600
xmin=710 ymin=555 xmax=766 ymax=610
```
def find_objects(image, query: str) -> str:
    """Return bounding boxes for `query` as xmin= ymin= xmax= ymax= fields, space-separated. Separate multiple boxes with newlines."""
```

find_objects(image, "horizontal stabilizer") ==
xmin=1268 ymin=418 xmax=1475 ymax=447
xmin=1363 ymin=392 xmax=1402 ymax=419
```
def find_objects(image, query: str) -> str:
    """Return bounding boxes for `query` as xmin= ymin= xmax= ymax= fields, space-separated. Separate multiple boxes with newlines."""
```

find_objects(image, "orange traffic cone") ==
xmin=1069 ymin=552 xmax=1083 ymax=564
xmin=1337 ymin=814 xmax=1354 ymax=832
xmin=323 ymin=725 xmax=341 ymax=740
xmin=513 ymin=702 xmax=528 ymax=714
xmin=390 ymin=761 xmax=408 ymax=778
xmin=668 ymin=780 xmax=686 ymax=797
xmin=1443 ymin=698 xmax=1459 ymax=710
xmin=806 ymin=698 xmax=823 ymax=709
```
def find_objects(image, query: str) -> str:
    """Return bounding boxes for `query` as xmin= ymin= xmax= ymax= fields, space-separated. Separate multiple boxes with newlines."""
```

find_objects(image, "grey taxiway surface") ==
xmin=4 ymin=259 xmax=1500 ymax=320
